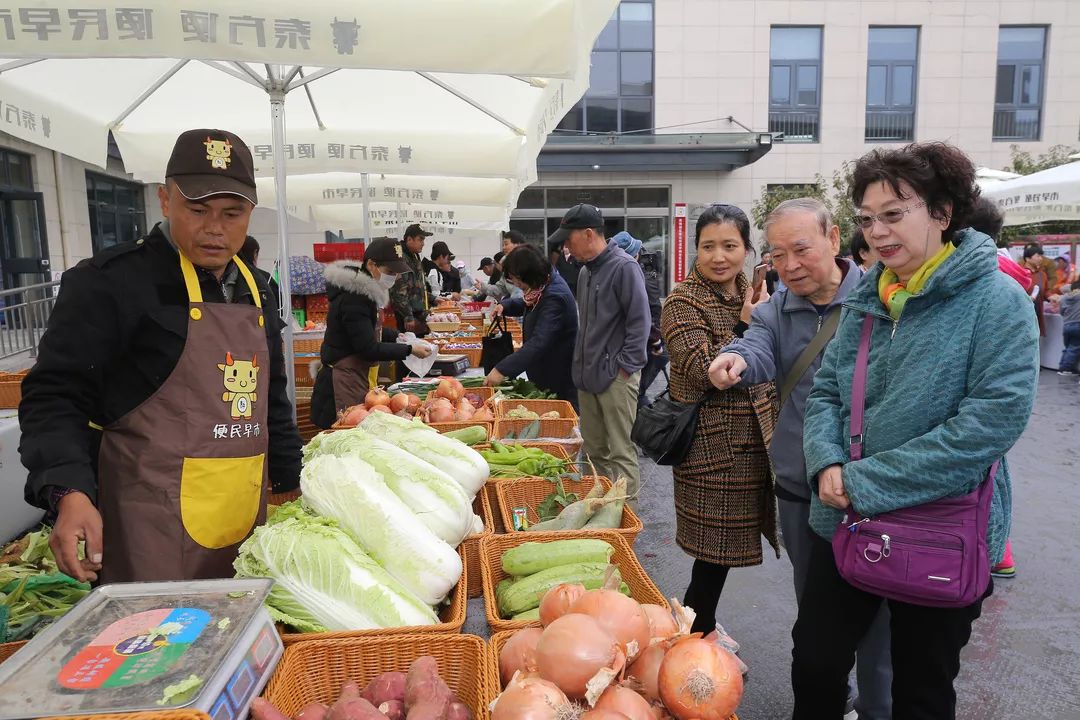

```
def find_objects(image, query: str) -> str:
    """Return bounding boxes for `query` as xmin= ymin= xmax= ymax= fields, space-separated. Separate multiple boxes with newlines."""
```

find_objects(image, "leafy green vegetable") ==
xmin=157 ymin=674 xmax=203 ymax=706
xmin=234 ymin=501 xmax=439 ymax=632
xmin=0 ymin=527 xmax=90 ymax=642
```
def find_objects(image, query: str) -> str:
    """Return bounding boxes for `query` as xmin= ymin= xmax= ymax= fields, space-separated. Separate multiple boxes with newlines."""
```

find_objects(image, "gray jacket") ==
xmin=722 ymin=258 xmax=863 ymax=499
xmin=572 ymin=240 xmax=651 ymax=394
xmin=1059 ymin=290 xmax=1080 ymax=324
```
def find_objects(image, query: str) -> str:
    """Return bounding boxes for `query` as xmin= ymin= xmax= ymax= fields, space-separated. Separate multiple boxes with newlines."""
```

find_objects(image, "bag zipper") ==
xmin=864 ymin=530 xmax=962 ymax=552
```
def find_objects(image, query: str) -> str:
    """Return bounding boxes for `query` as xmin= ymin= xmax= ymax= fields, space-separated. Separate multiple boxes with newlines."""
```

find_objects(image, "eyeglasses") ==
xmin=854 ymin=202 xmax=926 ymax=230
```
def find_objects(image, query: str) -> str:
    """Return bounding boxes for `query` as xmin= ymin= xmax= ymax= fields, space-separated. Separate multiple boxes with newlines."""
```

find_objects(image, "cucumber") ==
xmin=501 ymin=538 xmax=615 ymax=576
xmin=499 ymin=562 xmax=620 ymax=617
xmin=443 ymin=426 xmax=488 ymax=446
xmin=511 ymin=607 xmax=541 ymax=621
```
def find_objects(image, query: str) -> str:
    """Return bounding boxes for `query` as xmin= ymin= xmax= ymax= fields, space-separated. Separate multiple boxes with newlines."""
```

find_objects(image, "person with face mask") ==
xmin=310 ymin=237 xmax=433 ymax=428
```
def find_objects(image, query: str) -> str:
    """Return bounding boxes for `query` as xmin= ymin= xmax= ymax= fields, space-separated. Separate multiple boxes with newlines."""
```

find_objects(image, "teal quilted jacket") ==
xmin=803 ymin=229 xmax=1040 ymax=563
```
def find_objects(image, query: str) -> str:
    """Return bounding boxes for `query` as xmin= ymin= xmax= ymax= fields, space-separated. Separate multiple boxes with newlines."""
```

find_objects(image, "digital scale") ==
xmin=0 ymin=578 xmax=282 ymax=720
xmin=428 ymin=354 xmax=470 ymax=377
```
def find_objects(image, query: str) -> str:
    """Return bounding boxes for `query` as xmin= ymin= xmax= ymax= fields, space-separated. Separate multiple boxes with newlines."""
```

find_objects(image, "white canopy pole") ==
xmin=269 ymin=82 xmax=297 ymax=417
xmin=361 ymin=172 xmax=373 ymax=243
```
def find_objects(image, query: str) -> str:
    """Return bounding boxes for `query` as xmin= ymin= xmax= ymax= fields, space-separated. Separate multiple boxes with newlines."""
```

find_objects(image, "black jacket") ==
xmin=638 ymin=252 xmax=664 ymax=348
xmin=496 ymin=270 xmax=578 ymax=404
xmin=18 ymin=224 xmax=302 ymax=509
xmin=311 ymin=262 xmax=410 ymax=427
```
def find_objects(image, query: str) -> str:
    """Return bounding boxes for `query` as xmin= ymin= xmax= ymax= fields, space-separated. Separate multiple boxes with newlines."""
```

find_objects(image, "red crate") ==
xmin=291 ymin=295 xmax=306 ymax=310
xmin=313 ymin=242 xmax=365 ymax=263
xmin=305 ymin=294 xmax=329 ymax=313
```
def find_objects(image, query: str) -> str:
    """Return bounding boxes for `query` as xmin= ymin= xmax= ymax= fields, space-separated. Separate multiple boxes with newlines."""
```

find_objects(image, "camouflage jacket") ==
xmin=389 ymin=242 xmax=435 ymax=322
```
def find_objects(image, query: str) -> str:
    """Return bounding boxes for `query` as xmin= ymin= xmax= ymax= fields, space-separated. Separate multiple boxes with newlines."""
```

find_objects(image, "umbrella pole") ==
xmin=361 ymin=172 xmax=373 ymax=243
xmin=270 ymin=88 xmax=297 ymax=420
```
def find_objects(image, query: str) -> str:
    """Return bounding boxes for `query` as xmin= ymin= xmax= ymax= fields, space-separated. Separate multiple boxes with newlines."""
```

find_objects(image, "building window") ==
xmin=865 ymin=27 xmax=919 ymax=142
xmin=556 ymin=1 xmax=654 ymax=134
xmin=86 ymin=172 xmax=146 ymax=254
xmin=769 ymin=26 xmax=823 ymax=143
xmin=994 ymin=26 xmax=1047 ymax=141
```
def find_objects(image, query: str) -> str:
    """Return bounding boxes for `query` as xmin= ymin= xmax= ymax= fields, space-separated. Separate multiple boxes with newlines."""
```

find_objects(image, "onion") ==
xmin=535 ymin=614 xmax=625 ymax=704
xmin=369 ymin=405 xmax=391 ymax=414
xmin=472 ymin=406 xmax=495 ymax=422
xmin=389 ymin=393 xmax=411 ymax=413
xmin=364 ymin=386 xmax=391 ymax=409
xmin=465 ymin=392 xmax=484 ymax=408
xmin=641 ymin=605 xmax=678 ymax=641
xmin=405 ymin=394 xmax=422 ymax=413
xmin=569 ymin=590 xmax=651 ymax=661
xmin=341 ymin=405 xmax=368 ymax=427
xmin=456 ymin=398 xmax=476 ymax=420
xmin=492 ymin=675 xmax=575 ymax=720
xmin=581 ymin=712 xmax=631 ymax=720
xmin=435 ymin=379 xmax=463 ymax=402
xmin=658 ymin=639 xmax=743 ymax=720
xmin=428 ymin=404 xmax=455 ymax=423
xmin=539 ymin=584 xmax=586 ymax=627
xmin=626 ymin=643 xmax=667 ymax=702
xmin=499 ymin=628 xmax=543 ymax=688
xmin=593 ymin=686 xmax=657 ymax=720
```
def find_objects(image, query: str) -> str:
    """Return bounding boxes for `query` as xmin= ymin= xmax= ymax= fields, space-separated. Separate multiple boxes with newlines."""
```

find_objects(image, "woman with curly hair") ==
xmin=660 ymin=204 xmax=777 ymax=635
xmin=792 ymin=142 xmax=1040 ymax=719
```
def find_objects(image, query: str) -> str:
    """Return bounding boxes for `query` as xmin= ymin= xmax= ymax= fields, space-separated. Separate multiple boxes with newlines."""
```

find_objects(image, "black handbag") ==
xmin=631 ymin=389 xmax=711 ymax=466
xmin=481 ymin=315 xmax=515 ymax=373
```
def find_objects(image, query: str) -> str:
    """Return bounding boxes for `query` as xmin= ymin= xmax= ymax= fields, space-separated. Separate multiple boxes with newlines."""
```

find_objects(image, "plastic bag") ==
xmin=705 ymin=623 xmax=749 ymax=676
xmin=398 ymin=334 xmax=438 ymax=378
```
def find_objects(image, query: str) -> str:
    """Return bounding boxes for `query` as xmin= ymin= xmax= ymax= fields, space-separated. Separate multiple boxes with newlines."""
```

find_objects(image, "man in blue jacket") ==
xmin=708 ymin=198 xmax=891 ymax=720
xmin=551 ymin=205 xmax=651 ymax=501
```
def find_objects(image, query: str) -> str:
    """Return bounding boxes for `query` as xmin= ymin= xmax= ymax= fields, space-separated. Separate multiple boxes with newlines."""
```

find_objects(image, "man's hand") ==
xmin=485 ymin=368 xmax=506 ymax=387
xmin=817 ymin=465 xmax=850 ymax=510
xmin=741 ymin=282 xmax=771 ymax=324
xmin=411 ymin=343 xmax=433 ymax=359
xmin=50 ymin=491 xmax=103 ymax=583
xmin=618 ymin=368 xmax=631 ymax=381
xmin=405 ymin=319 xmax=419 ymax=333
xmin=708 ymin=353 xmax=747 ymax=390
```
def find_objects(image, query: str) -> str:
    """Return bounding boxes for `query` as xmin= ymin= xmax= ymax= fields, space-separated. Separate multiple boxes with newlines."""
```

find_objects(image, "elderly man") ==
xmin=708 ymin=198 xmax=891 ymax=720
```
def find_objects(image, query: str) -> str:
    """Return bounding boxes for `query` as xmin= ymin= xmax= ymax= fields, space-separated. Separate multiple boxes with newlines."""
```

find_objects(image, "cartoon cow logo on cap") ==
xmin=205 ymin=137 xmax=233 ymax=171
xmin=217 ymin=352 xmax=259 ymax=420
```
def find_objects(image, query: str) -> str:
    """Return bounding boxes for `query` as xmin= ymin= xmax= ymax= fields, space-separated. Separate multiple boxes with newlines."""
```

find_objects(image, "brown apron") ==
xmin=329 ymin=355 xmax=380 ymax=413
xmin=96 ymin=252 xmax=270 ymax=583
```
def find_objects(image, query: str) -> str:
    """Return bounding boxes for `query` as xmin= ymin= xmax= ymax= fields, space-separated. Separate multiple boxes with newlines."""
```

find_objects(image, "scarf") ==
xmin=523 ymin=281 xmax=549 ymax=309
xmin=878 ymin=242 xmax=956 ymax=321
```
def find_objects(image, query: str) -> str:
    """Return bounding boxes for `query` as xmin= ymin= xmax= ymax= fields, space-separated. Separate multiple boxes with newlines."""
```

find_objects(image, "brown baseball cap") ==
xmin=166 ymin=129 xmax=258 ymax=205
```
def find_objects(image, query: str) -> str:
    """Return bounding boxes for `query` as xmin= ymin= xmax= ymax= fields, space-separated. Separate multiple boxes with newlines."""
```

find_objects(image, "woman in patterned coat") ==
xmin=661 ymin=204 xmax=778 ymax=635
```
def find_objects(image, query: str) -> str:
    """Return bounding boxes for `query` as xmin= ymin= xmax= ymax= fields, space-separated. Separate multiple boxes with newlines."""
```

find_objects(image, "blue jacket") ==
xmin=497 ymin=270 xmax=579 ymax=403
xmin=803 ymin=230 xmax=1040 ymax=563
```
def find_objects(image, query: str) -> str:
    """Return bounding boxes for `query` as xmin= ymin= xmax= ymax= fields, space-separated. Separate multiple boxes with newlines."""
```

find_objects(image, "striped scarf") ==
xmin=878 ymin=242 xmax=956 ymax=321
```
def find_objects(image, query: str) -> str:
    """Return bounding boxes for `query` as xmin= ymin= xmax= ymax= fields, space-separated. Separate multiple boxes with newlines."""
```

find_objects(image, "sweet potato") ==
xmin=338 ymin=682 xmax=362 ymax=701
xmin=405 ymin=697 xmax=449 ymax=720
xmin=362 ymin=672 xmax=407 ymax=706
xmin=378 ymin=700 xmax=405 ymax=720
xmin=249 ymin=698 xmax=290 ymax=720
xmin=296 ymin=702 xmax=330 ymax=720
xmin=404 ymin=656 xmax=454 ymax=720
xmin=328 ymin=697 xmax=387 ymax=720
xmin=445 ymin=701 xmax=472 ymax=720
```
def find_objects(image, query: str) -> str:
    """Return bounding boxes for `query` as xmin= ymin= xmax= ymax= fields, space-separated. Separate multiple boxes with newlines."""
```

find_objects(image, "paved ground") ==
xmin=467 ymin=369 xmax=1080 ymax=719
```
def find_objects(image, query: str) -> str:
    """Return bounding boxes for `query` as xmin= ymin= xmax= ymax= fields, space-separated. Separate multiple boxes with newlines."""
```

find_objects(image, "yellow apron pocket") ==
xmin=180 ymin=455 xmax=264 ymax=549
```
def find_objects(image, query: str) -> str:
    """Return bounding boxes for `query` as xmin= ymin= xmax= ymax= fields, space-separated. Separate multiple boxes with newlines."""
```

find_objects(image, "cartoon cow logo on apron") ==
xmin=217 ymin=352 xmax=259 ymax=420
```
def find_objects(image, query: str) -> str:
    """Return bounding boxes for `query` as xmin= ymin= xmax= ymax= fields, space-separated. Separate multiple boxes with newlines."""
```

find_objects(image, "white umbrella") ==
xmin=311 ymin=203 xmax=510 ymax=233
xmin=0 ymin=0 xmax=616 ymax=403
xmin=975 ymin=167 xmax=1021 ymax=181
xmin=980 ymin=162 xmax=1080 ymax=226
xmin=257 ymin=173 xmax=518 ymax=209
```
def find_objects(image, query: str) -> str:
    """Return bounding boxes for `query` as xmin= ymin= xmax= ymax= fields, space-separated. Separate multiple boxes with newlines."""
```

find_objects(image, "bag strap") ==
xmin=779 ymin=306 xmax=842 ymax=408
xmin=486 ymin=314 xmax=508 ymax=338
xmin=849 ymin=315 xmax=876 ymax=461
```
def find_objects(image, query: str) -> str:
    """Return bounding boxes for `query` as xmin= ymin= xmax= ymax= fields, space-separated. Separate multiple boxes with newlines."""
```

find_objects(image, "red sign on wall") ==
xmin=673 ymin=203 xmax=688 ymax=283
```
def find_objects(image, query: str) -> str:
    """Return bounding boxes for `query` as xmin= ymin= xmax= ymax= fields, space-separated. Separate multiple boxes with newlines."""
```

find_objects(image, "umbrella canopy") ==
xmin=980 ymin=162 xmax=1080 ymax=226
xmin=256 ymin=172 xmax=518 ymax=208
xmin=311 ymin=202 xmax=509 ymax=233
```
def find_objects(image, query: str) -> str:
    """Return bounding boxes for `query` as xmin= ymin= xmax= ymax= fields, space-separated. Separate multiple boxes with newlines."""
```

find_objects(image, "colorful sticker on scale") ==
xmin=58 ymin=608 xmax=211 ymax=691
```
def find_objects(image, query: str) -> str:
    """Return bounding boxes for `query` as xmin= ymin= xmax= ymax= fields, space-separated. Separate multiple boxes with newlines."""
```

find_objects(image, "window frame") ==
xmin=768 ymin=26 xmax=824 ymax=143
xmin=86 ymin=171 xmax=147 ymax=255
xmin=865 ymin=26 xmax=920 ymax=143
xmin=993 ymin=25 xmax=1048 ymax=142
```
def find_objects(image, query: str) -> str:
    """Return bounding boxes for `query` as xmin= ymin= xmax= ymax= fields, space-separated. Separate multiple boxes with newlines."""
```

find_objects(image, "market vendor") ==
xmin=18 ymin=129 xmax=302 ymax=585
xmin=310 ymin=238 xmax=434 ymax=428
xmin=390 ymin=223 xmax=438 ymax=335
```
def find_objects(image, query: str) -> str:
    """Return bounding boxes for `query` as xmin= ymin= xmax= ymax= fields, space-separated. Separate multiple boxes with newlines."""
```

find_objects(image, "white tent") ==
xmin=310 ymin=203 xmax=510 ymax=234
xmin=980 ymin=162 xmax=1080 ymax=226
xmin=257 ymin=173 xmax=518 ymax=209
xmin=0 ymin=0 xmax=617 ymax=402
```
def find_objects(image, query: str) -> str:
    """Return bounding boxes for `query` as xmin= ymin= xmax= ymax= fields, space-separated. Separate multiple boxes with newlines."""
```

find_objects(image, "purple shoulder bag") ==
xmin=830 ymin=315 xmax=996 ymax=608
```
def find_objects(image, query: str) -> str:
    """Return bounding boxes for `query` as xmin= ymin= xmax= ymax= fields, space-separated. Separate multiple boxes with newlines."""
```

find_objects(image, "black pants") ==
xmin=792 ymin=535 xmax=989 ymax=720
xmin=683 ymin=558 xmax=730 ymax=635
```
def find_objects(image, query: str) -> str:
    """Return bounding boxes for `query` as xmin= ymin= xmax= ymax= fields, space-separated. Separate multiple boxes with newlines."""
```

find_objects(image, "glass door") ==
xmin=0 ymin=192 xmax=52 ymax=322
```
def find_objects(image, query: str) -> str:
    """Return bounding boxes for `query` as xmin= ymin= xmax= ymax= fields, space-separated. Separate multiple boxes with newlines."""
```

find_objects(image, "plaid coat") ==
xmin=661 ymin=268 xmax=779 ymax=566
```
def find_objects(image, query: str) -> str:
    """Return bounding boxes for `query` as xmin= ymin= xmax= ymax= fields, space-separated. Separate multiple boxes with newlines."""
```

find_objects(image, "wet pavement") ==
xmin=466 ymin=369 xmax=1080 ymax=719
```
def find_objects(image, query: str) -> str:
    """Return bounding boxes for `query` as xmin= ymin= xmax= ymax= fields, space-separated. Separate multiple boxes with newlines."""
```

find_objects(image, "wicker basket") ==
xmin=278 ymin=544 xmax=468 ymax=645
xmin=480 ymin=530 xmax=668 ymax=633
xmin=474 ymin=442 xmax=573 ymax=535
xmin=294 ymin=355 xmax=319 ymax=388
xmin=424 ymin=420 xmax=493 ymax=440
xmin=293 ymin=338 xmax=323 ymax=353
xmin=494 ymin=476 xmax=643 ymax=544
xmin=0 ymin=640 xmax=26 ymax=664
xmin=264 ymin=634 xmax=495 ymax=719
xmin=495 ymin=399 xmax=578 ymax=421
xmin=495 ymin=417 xmax=579 ymax=440
xmin=427 ymin=320 xmax=462 ymax=332
xmin=461 ymin=491 xmax=494 ymax=598
xmin=430 ymin=346 xmax=481 ymax=367
xmin=42 ymin=714 xmax=212 ymax=720
xmin=0 ymin=370 xmax=28 ymax=409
